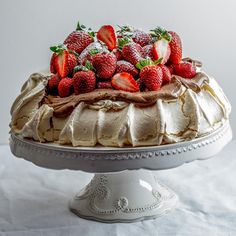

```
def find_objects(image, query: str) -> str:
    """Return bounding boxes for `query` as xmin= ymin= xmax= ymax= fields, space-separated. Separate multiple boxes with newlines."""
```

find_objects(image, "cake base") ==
xmin=69 ymin=170 xmax=178 ymax=223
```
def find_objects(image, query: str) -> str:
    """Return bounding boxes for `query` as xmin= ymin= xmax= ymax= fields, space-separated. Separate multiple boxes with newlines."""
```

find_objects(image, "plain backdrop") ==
xmin=0 ymin=0 xmax=235 ymax=144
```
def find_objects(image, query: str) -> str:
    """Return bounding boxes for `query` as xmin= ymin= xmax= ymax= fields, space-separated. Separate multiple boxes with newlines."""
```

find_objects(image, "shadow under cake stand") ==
xmin=10 ymin=121 xmax=232 ymax=223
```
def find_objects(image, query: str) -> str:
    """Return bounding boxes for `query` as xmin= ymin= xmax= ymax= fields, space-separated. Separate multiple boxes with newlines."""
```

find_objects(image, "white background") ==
xmin=0 ymin=0 xmax=235 ymax=144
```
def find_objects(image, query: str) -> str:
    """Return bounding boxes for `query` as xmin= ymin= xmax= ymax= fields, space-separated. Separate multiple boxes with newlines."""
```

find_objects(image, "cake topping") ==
xmin=111 ymin=72 xmax=139 ymax=92
xmin=58 ymin=78 xmax=74 ymax=97
xmin=47 ymin=21 xmax=200 ymax=98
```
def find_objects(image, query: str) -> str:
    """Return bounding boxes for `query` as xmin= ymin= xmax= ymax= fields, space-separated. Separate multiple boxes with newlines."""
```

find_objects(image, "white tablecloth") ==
xmin=0 ymin=141 xmax=236 ymax=236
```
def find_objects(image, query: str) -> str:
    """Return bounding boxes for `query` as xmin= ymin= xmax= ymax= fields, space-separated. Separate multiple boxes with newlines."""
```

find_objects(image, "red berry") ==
xmin=112 ymin=48 xmax=123 ymax=60
xmin=168 ymin=31 xmax=182 ymax=64
xmin=166 ymin=63 xmax=175 ymax=74
xmin=58 ymin=78 xmax=73 ymax=97
xmin=160 ymin=65 xmax=172 ymax=85
xmin=116 ymin=60 xmax=139 ymax=77
xmin=140 ymin=65 xmax=163 ymax=91
xmin=132 ymin=30 xmax=151 ymax=47
xmin=73 ymin=71 xmax=96 ymax=94
xmin=111 ymin=72 xmax=139 ymax=92
xmin=122 ymin=42 xmax=143 ymax=66
xmin=78 ymin=42 xmax=103 ymax=65
xmin=153 ymin=39 xmax=171 ymax=64
xmin=92 ymin=52 xmax=117 ymax=79
xmin=50 ymin=50 xmax=77 ymax=78
xmin=142 ymin=45 xmax=155 ymax=60
xmin=50 ymin=53 xmax=57 ymax=74
xmin=47 ymin=74 xmax=60 ymax=95
xmin=64 ymin=31 xmax=94 ymax=54
xmin=173 ymin=62 xmax=197 ymax=78
xmin=97 ymin=81 xmax=113 ymax=89
xmin=97 ymin=25 xmax=117 ymax=51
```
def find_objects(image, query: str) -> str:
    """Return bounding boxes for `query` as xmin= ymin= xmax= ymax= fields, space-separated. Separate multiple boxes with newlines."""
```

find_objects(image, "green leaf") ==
xmin=118 ymin=37 xmax=131 ymax=49
xmin=136 ymin=59 xmax=154 ymax=70
xmin=76 ymin=21 xmax=86 ymax=31
xmin=150 ymin=27 xmax=172 ymax=42
xmin=85 ymin=60 xmax=94 ymax=70
xmin=50 ymin=44 xmax=66 ymax=54
xmin=154 ymin=57 xmax=163 ymax=65
xmin=74 ymin=65 xmax=88 ymax=73
xmin=89 ymin=48 xmax=101 ymax=56
xmin=88 ymin=31 xmax=95 ymax=37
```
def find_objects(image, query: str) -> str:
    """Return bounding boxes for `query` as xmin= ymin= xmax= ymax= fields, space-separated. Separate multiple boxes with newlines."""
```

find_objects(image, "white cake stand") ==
xmin=10 ymin=121 xmax=232 ymax=223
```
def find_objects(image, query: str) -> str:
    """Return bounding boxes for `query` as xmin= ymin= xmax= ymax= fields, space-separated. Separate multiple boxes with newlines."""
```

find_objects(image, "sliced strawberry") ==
xmin=50 ymin=53 xmax=57 ymax=74
xmin=168 ymin=31 xmax=182 ymax=64
xmin=56 ymin=51 xmax=77 ymax=78
xmin=97 ymin=25 xmax=117 ymax=51
xmin=111 ymin=72 xmax=139 ymax=92
xmin=153 ymin=39 xmax=171 ymax=64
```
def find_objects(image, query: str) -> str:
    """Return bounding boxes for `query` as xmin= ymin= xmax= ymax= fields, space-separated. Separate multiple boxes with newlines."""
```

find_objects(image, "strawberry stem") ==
xmin=150 ymin=27 xmax=172 ymax=42
xmin=50 ymin=44 xmax=67 ymax=55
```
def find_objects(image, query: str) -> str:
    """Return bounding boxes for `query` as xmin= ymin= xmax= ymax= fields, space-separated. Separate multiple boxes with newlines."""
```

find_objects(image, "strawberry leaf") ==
xmin=89 ymin=48 xmax=101 ymax=55
xmin=154 ymin=57 xmax=163 ymax=65
xmin=85 ymin=60 xmax=94 ymax=70
xmin=136 ymin=59 xmax=154 ymax=70
xmin=118 ymin=37 xmax=131 ymax=49
xmin=50 ymin=44 xmax=66 ymax=54
xmin=150 ymin=27 xmax=172 ymax=42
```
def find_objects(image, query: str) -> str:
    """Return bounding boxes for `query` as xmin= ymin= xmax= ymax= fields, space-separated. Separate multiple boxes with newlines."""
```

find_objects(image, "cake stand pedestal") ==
xmin=10 ymin=121 xmax=232 ymax=223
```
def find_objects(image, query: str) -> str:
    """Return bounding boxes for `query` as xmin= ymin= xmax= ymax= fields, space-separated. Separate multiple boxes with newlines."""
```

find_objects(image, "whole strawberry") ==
xmin=73 ymin=70 xmax=96 ymax=94
xmin=173 ymin=62 xmax=196 ymax=78
xmin=116 ymin=60 xmax=139 ymax=77
xmin=92 ymin=52 xmax=117 ymax=79
xmin=64 ymin=22 xmax=94 ymax=54
xmin=140 ymin=65 xmax=163 ymax=91
xmin=122 ymin=42 xmax=143 ymax=66
xmin=142 ymin=45 xmax=155 ymax=60
xmin=160 ymin=65 xmax=172 ymax=85
xmin=50 ymin=45 xmax=77 ymax=78
xmin=112 ymin=48 xmax=123 ymax=60
xmin=47 ymin=74 xmax=60 ymax=95
xmin=168 ymin=31 xmax=182 ymax=64
xmin=58 ymin=78 xmax=74 ymax=97
xmin=97 ymin=81 xmax=113 ymax=89
xmin=132 ymin=29 xmax=151 ymax=47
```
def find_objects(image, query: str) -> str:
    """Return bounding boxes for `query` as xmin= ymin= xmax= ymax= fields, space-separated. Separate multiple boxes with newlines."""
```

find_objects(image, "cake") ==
xmin=10 ymin=22 xmax=231 ymax=147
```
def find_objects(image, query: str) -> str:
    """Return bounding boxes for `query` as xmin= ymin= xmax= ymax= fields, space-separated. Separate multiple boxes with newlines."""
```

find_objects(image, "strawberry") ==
xmin=47 ymin=74 xmax=60 ymax=95
xmin=50 ymin=53 xmax=57 ymax=74
xmin=136 ymin=78 xmax=146 ymax=92
xmin=97 ymin=81 xmax=113 ymax=89
xmin=168 ymin=31 xmax=182 ymax=64
xmin=166 ymin=63 xmax=175 ymax=74
xmin=153 ymin=39 xmax=171 ymax=64
xmin=78 ymin=42 xmax=103 ymax=65
xmin=50 ymin=45 xmax=78 ymax=78
xmin=116 ymin=60 xmax=139 ymax=77
xmin=112 ymin=48 xmax=123 ymax=60
xmin=97 ymin=25 xmax=117 ymax=51
xmin=58 ymin=78 xmax=74 ymax=97
xmin=140 ymin=65 xmax=163 ymax=91
xmin=122 ymin=42 xmax=143 ymax=66
xmin=111 ymin=72 xmax=139 ymax=92
xmin=160 ymin=65 xmax=172 ymax=85
xmin=173 ymin=62 xmax=197 ymax=78
xmin=150 ymin=27 xmax=172 ymax=64
xmin=142 ymin=45 xmax=155 ymax=60
xmin=73 ymin=70 xmax=96 ymax=94
xmin=92 ymin=52 xmax=117 ymax=79
xmin=132 ymin=29 xmax=151 ymax=47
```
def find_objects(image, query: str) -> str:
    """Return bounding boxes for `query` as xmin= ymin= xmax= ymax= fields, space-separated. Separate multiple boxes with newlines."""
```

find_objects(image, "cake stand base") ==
xmin=69 ymin=169 xmax=178 ymax=223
